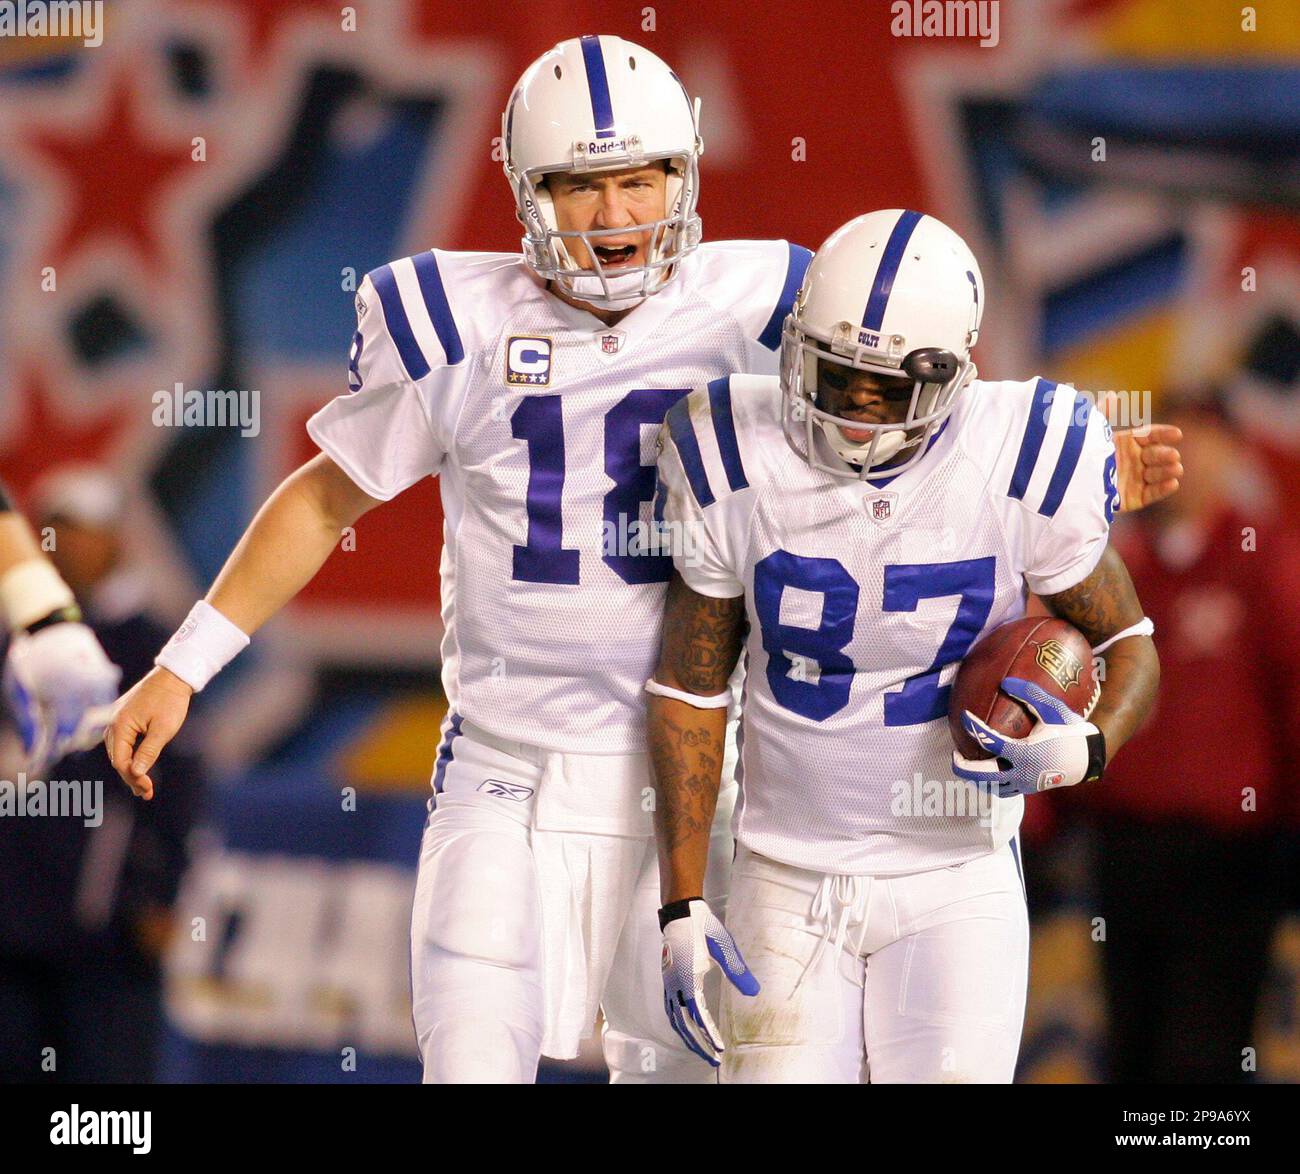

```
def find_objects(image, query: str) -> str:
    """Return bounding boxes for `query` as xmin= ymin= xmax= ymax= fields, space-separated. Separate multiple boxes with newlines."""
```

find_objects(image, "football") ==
xmin=948 ymin=616 xmax=1098 ymax=759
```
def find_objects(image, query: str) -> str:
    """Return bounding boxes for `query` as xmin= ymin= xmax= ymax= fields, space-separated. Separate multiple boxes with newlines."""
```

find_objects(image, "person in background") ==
xmin=0 ymin=473 xmax=119 ymax=769
xmin=1081 ymin=392 xmax=1300 ymax=1083
xmin=0 ymin=466 xmax=206 ymax=1083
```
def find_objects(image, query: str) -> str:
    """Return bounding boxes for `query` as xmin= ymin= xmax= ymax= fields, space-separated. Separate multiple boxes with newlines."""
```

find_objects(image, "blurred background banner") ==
xmin=0 ymin=0 xmax=1296 ymax=1082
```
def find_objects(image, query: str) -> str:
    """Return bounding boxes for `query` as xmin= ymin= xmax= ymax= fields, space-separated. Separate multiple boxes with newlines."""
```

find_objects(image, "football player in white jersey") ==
xmin=649 ymin=210 xmax=1160 ymax=1083
xmin=106 ymin=38 xmax=1177 ymax=1084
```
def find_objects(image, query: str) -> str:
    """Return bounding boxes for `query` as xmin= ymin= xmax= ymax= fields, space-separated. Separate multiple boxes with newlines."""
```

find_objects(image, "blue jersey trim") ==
xmin=1038 ymin=392 xmax=1090 ymax=517
xmin=862 ymin=210 xmax=923 ymax=332
xmin=665 ymin=399 xmax=715 ymax=508
xmin=369 ymin=264 xmax=429 ymax=381
xmin=1008 ymin=379 xmax=1059 ymax=501
xmin=758 ymin=243 xmax=813 ymax=351
xmin=412 ymin=251 xmax=465 ymax=366
xmin=580 ymin=35 xmax=616 ymax=139
xmin=706 ymin=376 xmax=749 ymax=492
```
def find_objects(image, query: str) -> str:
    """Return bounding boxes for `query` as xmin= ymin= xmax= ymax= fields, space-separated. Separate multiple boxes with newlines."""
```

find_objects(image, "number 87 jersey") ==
xmin=656 ymin=372 xmax=1118 ymax=875
xmin=306 ymin=240 xmax=808 ymax=755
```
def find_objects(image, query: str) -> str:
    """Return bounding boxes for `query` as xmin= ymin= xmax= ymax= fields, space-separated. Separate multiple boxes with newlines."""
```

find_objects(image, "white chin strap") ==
xmin=564 ymin=268 xmax=652 ymax=306
xmin=818 ymin=418 xmax=909 ymax=467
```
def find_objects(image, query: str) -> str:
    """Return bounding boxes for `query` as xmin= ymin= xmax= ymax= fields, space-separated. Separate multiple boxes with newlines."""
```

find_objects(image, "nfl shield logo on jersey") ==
xmin=506 ymin=336 xmax=553 ymax=385
xmin=601 ymin=331 xmax=624 ymax=354
xmin=866 ymin=492 xmax=897 ymax=526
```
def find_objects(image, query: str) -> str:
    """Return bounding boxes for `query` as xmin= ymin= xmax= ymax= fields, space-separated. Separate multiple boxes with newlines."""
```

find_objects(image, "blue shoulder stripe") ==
xmin=1038 ymin=392 xmax=1090 ymax=517
xmin=580 ymin=35 xmax=616 ymax=139
xmin=1008 ymin=379 xmax=1059 ymax=501
xmin=758 ymin=243 xmax=813 ymax=351
xmin=369 ymin=263 xmax=428 ymax=381
xmin=665 ymin=399 xmax=715 ymax=508
xmin=706 ymin=376 xmax=748 ymax=492
xmin=862 ymin=210 xmax=923 ymax=331
xmin=412 ymin=251 xmax=465 ymax=366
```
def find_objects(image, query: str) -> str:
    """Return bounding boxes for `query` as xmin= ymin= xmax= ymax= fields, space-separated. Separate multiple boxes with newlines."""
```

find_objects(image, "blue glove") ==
xmin=4 ymin=622 xmax=121 ymax=772
xmin=659 ymin=898 xmax=759 ymax=1067
xmin=951 ymin=676 xmax=1106 ymax=798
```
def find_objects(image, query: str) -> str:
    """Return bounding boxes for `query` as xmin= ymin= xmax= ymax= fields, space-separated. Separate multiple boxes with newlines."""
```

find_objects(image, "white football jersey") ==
xmin=307 ymin=240 xmax=811 ymax=754
xmin=657 ymin=373 xmax=1119 ymax=875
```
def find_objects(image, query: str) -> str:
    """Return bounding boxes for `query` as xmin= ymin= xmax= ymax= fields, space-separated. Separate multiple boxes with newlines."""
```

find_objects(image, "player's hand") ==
xmin=3 ymin=621 xmax=122 ymax=772
xmin=951 ymin=677 xmax=1105 ymax=798
xmin=1113 ymin=422 xmax=1183 ymax=512
xmin=659 ymin=898 xmax=758 ymax=1067
xmin=106 ymin=666 xmax=194 ymax=800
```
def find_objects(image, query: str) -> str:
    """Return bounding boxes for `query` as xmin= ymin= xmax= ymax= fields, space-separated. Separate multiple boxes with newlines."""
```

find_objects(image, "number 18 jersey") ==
xmin=657 ymin=373 xmax=1118 ymax=874
xmin=306 ymin=241 xmax=809 ymax=754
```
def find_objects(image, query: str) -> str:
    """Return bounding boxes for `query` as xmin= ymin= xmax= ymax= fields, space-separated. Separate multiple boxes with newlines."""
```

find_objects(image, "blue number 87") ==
xmin=752 ymin=552 xmax=996 ymax=724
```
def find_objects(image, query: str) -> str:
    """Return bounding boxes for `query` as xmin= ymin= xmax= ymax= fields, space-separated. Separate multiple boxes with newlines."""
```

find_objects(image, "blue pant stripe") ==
xmin=431 ymin=711 xmax=463 ymax=794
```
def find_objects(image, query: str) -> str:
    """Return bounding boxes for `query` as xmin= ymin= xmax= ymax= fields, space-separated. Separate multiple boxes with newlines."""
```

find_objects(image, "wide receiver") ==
xmin=107 ymin=39 xmax=1178 ymax=1084
xmin=650 ymin=210 xmax=1159 ymax=1082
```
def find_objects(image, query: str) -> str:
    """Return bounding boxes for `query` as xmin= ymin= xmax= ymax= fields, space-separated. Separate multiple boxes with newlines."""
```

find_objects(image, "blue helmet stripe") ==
xmin=580 ymin=35 xmax=616 ymax=139
xmin=369 ymin=263 xmax=428 ymax=381
xmin=412 ymin=250 xmax=465 ymax=366
xmin=707 ymin=376 xmax=749 ymax=492
xmin=1008 ymin=379 xmax=1058 ymax=501
xmin=758 ymin=242 xmax=813 ymax=351
xmin=665 ymin=399 xmax=715 ymax=507
xmin=862 ymin=209 xmax=924 ymax=332
xmin=1038 ymin=392 xmax=1090 ymax=517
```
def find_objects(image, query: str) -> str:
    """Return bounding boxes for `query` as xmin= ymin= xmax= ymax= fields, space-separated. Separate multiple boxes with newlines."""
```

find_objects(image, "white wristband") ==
xmin=1092 ymin=616 xmax=1155 ymax=656
xmin=155 ymin=600 xmax=250 ymax=692
xmin=645 ymin=678 xmax=731 ymax=709
xmin=0 ymin=558 xmax=76 ymax=632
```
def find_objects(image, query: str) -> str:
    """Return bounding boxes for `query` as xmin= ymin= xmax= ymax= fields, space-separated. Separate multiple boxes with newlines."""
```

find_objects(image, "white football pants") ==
xmin=720 ymin=841 xmax=1029 ymax=1083
xmin=409 ymin=716 xmax=733 ymax=1084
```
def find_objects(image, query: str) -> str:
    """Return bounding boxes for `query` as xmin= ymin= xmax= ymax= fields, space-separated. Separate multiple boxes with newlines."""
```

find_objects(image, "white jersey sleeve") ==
xmin=307 ymin=255 xmax=469 ymax=501
xmin=981 ymin=377 xmax=1119 ymax=596
xmin=655 ymin=378 xmax=763 ymax=599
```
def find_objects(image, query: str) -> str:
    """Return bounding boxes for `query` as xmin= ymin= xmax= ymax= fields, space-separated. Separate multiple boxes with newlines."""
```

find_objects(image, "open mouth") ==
xmin=593 ymin=243 xmax=638 ymax=267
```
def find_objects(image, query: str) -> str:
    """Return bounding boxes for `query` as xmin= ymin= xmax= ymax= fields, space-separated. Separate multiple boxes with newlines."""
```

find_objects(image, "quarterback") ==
xmin=107 ymin=39 xmax=1177 ymax=1084
xmin=650 ymin=211 xmax=1159 ymax=1082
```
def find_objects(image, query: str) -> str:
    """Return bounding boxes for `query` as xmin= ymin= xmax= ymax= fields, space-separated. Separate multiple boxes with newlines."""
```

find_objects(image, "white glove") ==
xmin=4 ymin=621 xmax=121 ymax=771
xmin=951 ymin=676 xmax=1106 ymax=798
xmin=659 ymin=898 xmax=759 ymax=1068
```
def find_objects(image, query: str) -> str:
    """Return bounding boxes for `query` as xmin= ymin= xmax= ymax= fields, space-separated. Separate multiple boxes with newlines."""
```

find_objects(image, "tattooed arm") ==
xmin=648 ymin=571 xmax=746 ymax=904
xmin=1042 ymin=543 xmax=1159 ymax=760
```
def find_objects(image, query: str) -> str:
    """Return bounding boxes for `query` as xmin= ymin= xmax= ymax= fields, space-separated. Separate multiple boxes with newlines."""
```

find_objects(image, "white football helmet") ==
xmin=502 ymin=35 xmax=703 ymax=309
xmin=781 ymin=209 xmax=984 ymax=479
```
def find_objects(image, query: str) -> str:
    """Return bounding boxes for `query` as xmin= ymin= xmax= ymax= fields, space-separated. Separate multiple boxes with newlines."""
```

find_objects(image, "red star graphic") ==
xmin=25 ymin=75 xmax=195 ymax=274
xmin=0 ymin=367 xmax=133 ymax=507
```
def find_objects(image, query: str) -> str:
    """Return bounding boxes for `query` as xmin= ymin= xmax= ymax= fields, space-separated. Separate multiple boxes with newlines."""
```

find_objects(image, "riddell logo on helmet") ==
xmin=586 ymin=137 xmax=634 ymax=155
